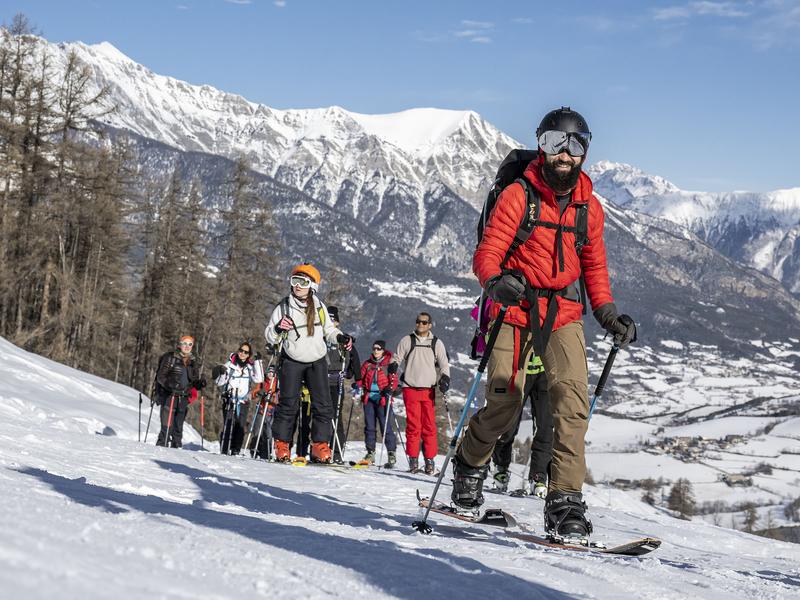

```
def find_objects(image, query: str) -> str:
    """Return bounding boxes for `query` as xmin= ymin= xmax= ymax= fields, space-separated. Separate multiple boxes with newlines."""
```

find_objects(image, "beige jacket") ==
xmin=391 ymin=332 xmax=450 ymax=388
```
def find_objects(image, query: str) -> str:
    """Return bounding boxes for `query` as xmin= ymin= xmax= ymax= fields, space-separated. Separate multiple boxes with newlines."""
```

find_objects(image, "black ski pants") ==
xmin=491 ymin=371 xmax=553 ymax=478
xmin=272 ymin=356 xmax=333 ymax=445
xmin=156 ymin=394 xmax=189 ymax=448
xmin=221 ymin=401 xmax=250 ymax=455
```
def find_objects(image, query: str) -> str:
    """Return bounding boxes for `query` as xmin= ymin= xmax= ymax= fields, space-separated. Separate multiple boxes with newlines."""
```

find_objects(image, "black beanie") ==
xmin=373 ymin=340 xmax=386 ymax=350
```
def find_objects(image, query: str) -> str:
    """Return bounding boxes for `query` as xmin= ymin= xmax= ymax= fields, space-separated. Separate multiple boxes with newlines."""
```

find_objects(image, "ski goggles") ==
xmin=290 ymin=275 xmax=313 ymax=288
xmin=537 ymin=130 xmax=591 ymax=157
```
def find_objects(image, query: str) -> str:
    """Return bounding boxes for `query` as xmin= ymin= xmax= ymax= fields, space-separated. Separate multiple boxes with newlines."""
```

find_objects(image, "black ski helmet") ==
xmin=536 ymin=106 xmax=591 ymax=137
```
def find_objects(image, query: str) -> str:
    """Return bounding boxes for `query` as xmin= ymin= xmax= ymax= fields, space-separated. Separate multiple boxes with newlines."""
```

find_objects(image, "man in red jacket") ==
xmin=453 ymin=107 xmax=637 ymax=539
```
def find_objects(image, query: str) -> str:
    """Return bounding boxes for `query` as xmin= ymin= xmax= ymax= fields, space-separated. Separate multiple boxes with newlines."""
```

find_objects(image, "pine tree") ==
xmin=667 ymin=478 xmax=696 ymax=519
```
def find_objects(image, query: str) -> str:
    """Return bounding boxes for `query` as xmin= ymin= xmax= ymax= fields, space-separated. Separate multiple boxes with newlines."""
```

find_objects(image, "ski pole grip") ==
xmin=478 ymin=306 xmax=507 ymax=373
xmin=593 ymin=344 xmax=619 ymax=398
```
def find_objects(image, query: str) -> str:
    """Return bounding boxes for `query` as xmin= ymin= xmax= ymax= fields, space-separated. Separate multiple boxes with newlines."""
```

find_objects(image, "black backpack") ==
xmin=477 ymin=149 xmax=589 ymax=264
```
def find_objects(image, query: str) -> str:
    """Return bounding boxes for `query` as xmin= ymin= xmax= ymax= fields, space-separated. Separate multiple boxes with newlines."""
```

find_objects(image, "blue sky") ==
xmin=3 ymin=0 xmax=799 ymax=192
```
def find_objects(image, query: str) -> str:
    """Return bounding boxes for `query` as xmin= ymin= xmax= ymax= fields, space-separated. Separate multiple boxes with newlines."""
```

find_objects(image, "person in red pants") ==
xmin=391 ymin=312 xmax=450 ymax=474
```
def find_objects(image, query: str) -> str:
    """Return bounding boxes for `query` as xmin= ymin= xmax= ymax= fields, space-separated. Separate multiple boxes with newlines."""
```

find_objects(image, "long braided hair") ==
xmin=304 ymin=290 xmax=316 ymax=337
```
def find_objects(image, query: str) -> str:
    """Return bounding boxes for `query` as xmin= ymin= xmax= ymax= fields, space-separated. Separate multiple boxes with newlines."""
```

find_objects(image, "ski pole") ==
xmin=200 ymin=395 xmax=205 ymax=450
xmin=252 ymin=394 xmax=269 ymax=459
xmin=412 ymin=306 xmax=507 ymax=534
xmin=220 ymin=394 xmax=234 ymax=455
xmin=377 ymin=392 xmax=394 ymax=469
xmin=144 ymin=400 xmax=155 ymax=443
xmin=330 ymin=357 xmax=347 ymax=456
xmin=589 ymin=343 xmax=620 ymax=420
xmin=392 ymin=411 xmax=408 ymax=458
xmin=254 ymin=378 xmax=276 ymax=459
xmin=164 ymin=394 xmax=176 ymax=448
xmin=442 ymin=392 xmax=454 ymax=437
xmin=138 ymin=393 xmax=143 ymax=442
xmin=342 ymin=393 xmax=356 ymax=454
xmin=243 ymin=391 xmax=260 ymax=453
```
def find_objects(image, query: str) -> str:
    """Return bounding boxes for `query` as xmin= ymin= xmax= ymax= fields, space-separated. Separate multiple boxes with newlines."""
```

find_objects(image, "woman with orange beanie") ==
xmin=264 ymin=263 xmax=354 ymax=463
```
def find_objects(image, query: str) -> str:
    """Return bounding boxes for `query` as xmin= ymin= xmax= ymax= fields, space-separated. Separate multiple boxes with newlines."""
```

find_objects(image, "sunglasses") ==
xmin=537 ymin=130 xmax=591 ymax=157
xmin=237 ymin=348 xmax=251 ymax=355
xmin=372 ymin=346 xmax=384 ymax=351
xmin=290 ymin=275 xmax=313 ymax=288
xmin=416 ymin=319 xmax=430 ymax=325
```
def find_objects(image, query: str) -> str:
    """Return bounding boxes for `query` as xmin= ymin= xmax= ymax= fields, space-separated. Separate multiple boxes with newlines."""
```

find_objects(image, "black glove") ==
xmin=387 ymin=362 xmax=398 ymax=375
xmin=211 ymin=365 xmax=225 ymax=379
xmin=194 ymin=377 xmax=207 ymax=391
xmin=485 ymin=271 xmax=526 ymax=306
xmin=438 ymin=374 xmax=450 ymax=394
xmin=381 ymin=386 xmax=393 ymax=397
xmin=253 ymin=351 xmax=262 ymax=361
xmin=593 ymin=302 xmax=638 ymax=347
xmin=336 ymin=333 xmax=352 ymax=345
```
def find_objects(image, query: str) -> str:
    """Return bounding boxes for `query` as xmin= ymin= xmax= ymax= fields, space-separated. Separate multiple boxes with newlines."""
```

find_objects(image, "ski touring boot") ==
xmin=530 ymin=472 xmax=548 ymax=499
xmin=407 ymin=456 xmax=419 ymax=473
xmin=274 ymin=440 xmax=291 ymax=463
xmin=385 ymin=451 xmax=397 ymax=469
xmin=310 ymin=441 xmax=332 ymax=464
xmin=544 ymin=491 xmax=593 ymax=542
xmin=361 ymin=450 xmax=375 ymax=465
xmin=450 ymin=455 xmax=490 ymax=514
xmin=492 ymin=467 xmax=510 ymax=493
xmin=424 ymin=458 xmax=436 ymax=476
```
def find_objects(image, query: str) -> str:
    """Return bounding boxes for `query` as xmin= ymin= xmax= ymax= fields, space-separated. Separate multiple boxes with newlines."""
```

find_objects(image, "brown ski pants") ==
xmin=458 ymin=320 xmax=589 ymax=494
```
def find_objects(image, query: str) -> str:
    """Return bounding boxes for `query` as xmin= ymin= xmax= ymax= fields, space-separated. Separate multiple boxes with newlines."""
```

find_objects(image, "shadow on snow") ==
xmin=17 ymin=463 xmax=576 ymax=600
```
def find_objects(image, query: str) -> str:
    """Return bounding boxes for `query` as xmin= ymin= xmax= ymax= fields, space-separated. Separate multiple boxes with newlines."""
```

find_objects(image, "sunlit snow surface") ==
xmin=2 ymin=335 xmax=800 ymax=598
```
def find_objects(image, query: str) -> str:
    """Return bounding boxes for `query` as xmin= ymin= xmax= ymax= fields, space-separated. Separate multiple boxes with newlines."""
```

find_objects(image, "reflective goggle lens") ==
xmin=537 ymin=130 xmax=591 ymax=157
xmin=290 ymin=275 xmax=312 ymax=288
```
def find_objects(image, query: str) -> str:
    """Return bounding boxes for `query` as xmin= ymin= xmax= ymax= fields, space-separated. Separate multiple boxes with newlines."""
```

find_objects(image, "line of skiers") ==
xmin=150 ymin=263 xmax=455 ymax=474
xmin=148 ymin=105 xmax=639 ymax=542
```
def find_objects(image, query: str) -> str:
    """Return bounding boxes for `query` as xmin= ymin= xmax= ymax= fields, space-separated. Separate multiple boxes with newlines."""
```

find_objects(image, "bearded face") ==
xmin=541 ymin=151 xmax=584 ymax=193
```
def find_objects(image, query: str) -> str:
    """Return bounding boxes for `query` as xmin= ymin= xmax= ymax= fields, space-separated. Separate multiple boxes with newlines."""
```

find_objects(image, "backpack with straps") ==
xmin=278 ymin=296 xmax=327 ymax=341
xmin=470 ymin=149 xmax=590 ymax=359
xmin=477 ymin=149 xmax=589 ymax=263
xmin=403 ymin=334 xmax=441 ymax=367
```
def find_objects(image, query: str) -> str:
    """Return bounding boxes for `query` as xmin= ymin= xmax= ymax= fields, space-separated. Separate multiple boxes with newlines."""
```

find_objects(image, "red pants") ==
xmin=403 ymin=387 xmax=437 ymax=459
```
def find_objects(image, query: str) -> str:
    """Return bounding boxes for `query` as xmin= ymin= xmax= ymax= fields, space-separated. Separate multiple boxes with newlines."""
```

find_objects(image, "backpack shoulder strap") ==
xmin=574 ymin=203 xmax=589 ymax=254
xmin=279 ymin=296 xmax=290 ymax=319
xmin=403 ymin=333 xmax=416 ymax=363
xmin=500 ymin=177 xmax=540 ymax=269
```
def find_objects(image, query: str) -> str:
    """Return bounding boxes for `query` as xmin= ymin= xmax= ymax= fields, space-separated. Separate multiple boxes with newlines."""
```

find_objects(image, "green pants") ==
xmin=458 ymin=320 xmax=589 ymax=494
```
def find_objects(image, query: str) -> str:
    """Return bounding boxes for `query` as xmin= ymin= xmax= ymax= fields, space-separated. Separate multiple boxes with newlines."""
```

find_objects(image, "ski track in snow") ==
xmin=2 ymin=335 xmax=800 ymax=599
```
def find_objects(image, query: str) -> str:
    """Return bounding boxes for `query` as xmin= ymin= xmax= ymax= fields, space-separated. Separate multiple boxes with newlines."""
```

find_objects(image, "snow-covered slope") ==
xmin=3 ymin=338 xmax=800 ymax=599
xmin=0 ymin=335 xmax=199 ymax=445
xmin=589 ymin=161 xmax=800 ymax=295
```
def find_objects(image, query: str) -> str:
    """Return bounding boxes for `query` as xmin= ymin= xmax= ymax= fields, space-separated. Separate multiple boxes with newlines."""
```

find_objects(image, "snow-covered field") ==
xmin=2 ymin=336 xmax=800 ymax=599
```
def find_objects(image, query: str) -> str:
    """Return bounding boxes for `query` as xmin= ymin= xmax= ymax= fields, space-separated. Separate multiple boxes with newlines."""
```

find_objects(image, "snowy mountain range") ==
xmin=589 ymin=161 xmax=800 ymax=296
xmin=18 ymin=35 xmax=795 ymax=363
xmin=53 ymin=40 xmax=516 ymax=272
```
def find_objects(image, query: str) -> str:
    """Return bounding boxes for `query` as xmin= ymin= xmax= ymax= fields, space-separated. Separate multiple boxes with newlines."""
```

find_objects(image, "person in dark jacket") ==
xmin=154 ymin=335 xmax=206 ymax=448
xmin=325 ymin=306 xmax=362 ymax=464
xmin=358 ymin=340 xmax=398 ymax=467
